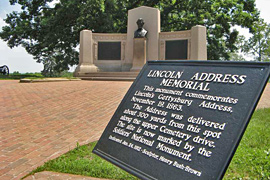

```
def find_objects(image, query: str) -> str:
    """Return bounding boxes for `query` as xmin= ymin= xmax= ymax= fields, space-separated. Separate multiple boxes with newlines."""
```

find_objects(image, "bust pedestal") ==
xmin=131 ymin=38 xmax=147 ymax=72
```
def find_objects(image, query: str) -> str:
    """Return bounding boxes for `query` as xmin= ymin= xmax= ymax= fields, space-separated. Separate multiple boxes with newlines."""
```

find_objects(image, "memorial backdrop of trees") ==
xmin=0 ymin=0 xmax=269 ymax=75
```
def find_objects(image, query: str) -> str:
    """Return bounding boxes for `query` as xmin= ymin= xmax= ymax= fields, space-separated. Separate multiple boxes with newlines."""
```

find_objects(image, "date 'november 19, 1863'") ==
xmin=93 ymin=60 xmax=270 ymax=180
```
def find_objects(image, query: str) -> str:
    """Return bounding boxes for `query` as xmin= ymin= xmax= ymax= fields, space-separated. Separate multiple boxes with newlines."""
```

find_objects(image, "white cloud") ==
xmin=0 ymin=16 xmax=6 ymax=28
xmin=256 ymin=0 xmax=270 ymax=23
xmin=47 ymin=0 xmax=60 ymax=8
xmin=0 ymin=2 xmax=43 ymax=73
xmin=0 ymin=39 xmax=43 ymax=73
xmin=0 ymin=16 xmax=43 ymax=73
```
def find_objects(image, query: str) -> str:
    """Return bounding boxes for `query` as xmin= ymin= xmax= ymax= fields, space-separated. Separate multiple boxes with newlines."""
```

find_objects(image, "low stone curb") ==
xmin=20 ymin=78 xmax=81 ymax=83
xmin=24 ymin=171 xmax=110 ymax=180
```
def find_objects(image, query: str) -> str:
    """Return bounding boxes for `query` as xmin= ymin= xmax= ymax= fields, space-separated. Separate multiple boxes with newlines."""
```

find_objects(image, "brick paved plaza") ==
xmin=0 ymin=80 xmax=132 ymax=180
xmin=0 ymin=80 xmax=269 ymax=180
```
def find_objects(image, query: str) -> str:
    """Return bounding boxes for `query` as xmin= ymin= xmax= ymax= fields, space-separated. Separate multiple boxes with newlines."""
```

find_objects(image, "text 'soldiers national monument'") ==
xmin=93 ymin=61 xmax=270 ymax=180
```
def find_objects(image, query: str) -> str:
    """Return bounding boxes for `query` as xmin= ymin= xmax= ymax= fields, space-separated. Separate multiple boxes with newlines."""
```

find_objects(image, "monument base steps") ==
xmin=77 ymin=72 xmax=139 ymax=81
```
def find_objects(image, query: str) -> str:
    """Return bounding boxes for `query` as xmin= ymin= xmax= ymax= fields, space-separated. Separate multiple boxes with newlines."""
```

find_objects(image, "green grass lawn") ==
xmin=28 ymin=141 xmax=138 ymax=180
xmin=0 ymin=71 xmax=75 ymax=80
xmin=26 ymin=108 xmax=270 ymax=180
xmin=0 ymin=73 xmax=43 ymax=80
xmin=224 ymin=108 xmax=270 ymax=180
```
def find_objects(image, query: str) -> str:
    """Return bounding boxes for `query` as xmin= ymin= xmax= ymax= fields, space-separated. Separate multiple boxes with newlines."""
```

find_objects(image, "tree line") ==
xmin=0 ymin=0 xmax=269 ymax=76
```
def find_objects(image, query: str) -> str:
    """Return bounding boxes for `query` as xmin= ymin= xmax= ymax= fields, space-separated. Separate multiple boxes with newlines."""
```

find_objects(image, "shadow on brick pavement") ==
xmin=0 ymin=80 xmax=269 ymax=180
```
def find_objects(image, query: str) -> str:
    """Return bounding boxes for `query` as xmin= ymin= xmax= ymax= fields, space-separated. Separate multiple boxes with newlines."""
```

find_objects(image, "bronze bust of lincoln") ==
xmin=134 ymin=18 xmax=148 ymax=38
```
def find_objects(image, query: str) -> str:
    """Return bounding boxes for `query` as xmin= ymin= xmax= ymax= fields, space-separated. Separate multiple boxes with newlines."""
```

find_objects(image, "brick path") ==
xmin=24 ymin=171 xmax=110 ymax=180
xmin=0 ymin=80 xmax=269 ymax=180
xmin=257 ymin=82 xmax=270 ymax=109
xmin=0 ymin=80 xmax=132 ymax=180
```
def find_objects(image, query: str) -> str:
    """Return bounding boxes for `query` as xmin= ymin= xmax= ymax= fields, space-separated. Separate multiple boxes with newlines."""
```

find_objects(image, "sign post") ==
xmin=93 ymin=61 xmax=270 ymax=180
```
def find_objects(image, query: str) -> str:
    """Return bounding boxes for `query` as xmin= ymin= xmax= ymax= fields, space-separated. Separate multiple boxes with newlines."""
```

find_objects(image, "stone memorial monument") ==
xmin=74 ymin=6 xmax=207 ymax=80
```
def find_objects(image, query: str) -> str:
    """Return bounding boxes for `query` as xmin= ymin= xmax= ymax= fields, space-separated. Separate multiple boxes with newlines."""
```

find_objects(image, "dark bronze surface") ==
xmin=165 ymin=40 xmax=188 ymax=60
xmin=98 ymin=42 xmax=121 ymax=60
xmin=93 ymin=61 xmax=270 ymax=180
xmin=0 ymin=65 xmax=9 ymax=75
xmin=134 ymin=18 xmax=148 ymax=38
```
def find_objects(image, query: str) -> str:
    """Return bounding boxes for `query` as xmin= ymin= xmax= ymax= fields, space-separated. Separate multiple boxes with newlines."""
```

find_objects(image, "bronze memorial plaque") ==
xmin=98 ymin=42 xmax=121 ymax=60
xmin=93 ymin=61 xmax=270 ymax=180
xmin=165 ymin=40 xmax=188 ymax=60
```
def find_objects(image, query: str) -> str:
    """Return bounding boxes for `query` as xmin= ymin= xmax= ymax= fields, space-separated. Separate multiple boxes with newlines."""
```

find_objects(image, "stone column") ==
xmin=74 ymin=30 xmax=98 ymax=76
xmin=124 ymin=6 xmax=160 ymax=71
xmin=131 ymin=38 xmax=147 ymax=71
xmin=190 ymin=25 xmax=207 ymax=60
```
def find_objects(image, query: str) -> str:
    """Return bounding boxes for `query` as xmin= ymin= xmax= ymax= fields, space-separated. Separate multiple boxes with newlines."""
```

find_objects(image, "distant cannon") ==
xmin=0 ymin=65 xmax=9 ymax=75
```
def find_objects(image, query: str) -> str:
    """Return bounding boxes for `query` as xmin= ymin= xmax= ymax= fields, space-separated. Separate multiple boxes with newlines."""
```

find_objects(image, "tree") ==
xmin=228 ymin=35 xmax=246 ymax=61
xmin=0 ymin=0 xmax=260 ymax=74
xmin=240 ymin=19 xmax=270 ymax=61
xmin=229 ymin=52 xmax=246 ymax=61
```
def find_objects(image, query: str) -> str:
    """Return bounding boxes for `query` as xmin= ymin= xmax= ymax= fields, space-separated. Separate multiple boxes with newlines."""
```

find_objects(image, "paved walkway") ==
xmin=24 ymin=171 xmax=110 ymax=180
xmin=0 ymin=80 xmax=269 ymax=180
xmin=0 ymin=80 xmax=132 ymax=180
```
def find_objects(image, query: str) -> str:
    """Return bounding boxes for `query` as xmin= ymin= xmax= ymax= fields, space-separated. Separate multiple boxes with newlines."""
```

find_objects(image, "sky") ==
xmin=0 ymin=0 xmax=270 ymax=73
xmin=0 ymin=1 xmax=42 ymax=73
